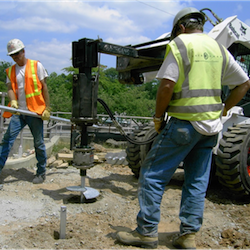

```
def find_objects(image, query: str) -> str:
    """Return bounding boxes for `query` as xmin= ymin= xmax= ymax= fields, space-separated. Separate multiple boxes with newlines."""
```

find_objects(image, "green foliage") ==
xmin=96 ymin=67 xmax=158 ymax=117
xmin=0 ymin=60 xmax=159 ymax=118
xmin=98 ymin=85 xmax=156 ymax=117
xmin=0 ymin=61 xmax=12 ymax=105
xmin=46 ymin=72 xmax=72 ymax=113
xmin=48 ymin=65 xmax=158 ymax=117
xmin=0 ymin=79 xmax=8 ymax=105
xmin=0 ymin=61 xmax=12 ymax=92
xmin=144 ymin=80 xmax=160 ymax=100
xmin=94 ymin=66 xmax=127 ymax=96
xmin=62 ymin=66 xmax=79 ymax=76
xmin=0 ymin=61 xmax=12 ymax=84
xmin=52 ymin=140 xmax=70 ymax=154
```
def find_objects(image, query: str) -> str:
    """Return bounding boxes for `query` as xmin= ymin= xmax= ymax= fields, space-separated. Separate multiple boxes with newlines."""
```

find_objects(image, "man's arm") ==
xmin=155 ymin=78 xmax=175 ymax=118
xmin=40 ymin=78 xmax=51 ymax=120
xmin=41 ymin=78 xmax=50 ymax=108
xmin=6 ymin=81 xmax=19 ymax=113
xmin=224 ymin=80 xmax=250 ymax=113
xmin=7 ymin=82 xmax=16 ymax=102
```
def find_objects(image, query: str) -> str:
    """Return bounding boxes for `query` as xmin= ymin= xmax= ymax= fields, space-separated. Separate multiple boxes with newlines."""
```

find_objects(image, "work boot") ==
xmin=116 ymin=230 xmax=158 ymax=249
xmin=33 ymin=174 xmax=46 ymax=184
xmin=172 ymin=233 xmax=196 ymax=249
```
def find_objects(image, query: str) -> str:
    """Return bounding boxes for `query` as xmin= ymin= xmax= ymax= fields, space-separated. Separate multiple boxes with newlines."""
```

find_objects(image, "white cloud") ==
xmin=0 ymin=1 xmax=142 ymax=40
xmin=106 ymin=35 xmax=150 ymax=46
xmin=0 ymin=0 xmax=186 ymax=73
xmin=26 ymin=39 xmax=72 ymax=74
xmin=236 ymin=4 xmax=243 ymax=12
xmin=1 ymin=0 xmax=250 ymax=76
xmin=1 ymin=1 xmax=183 ymax=37
xmin=0 ymin=17 xmax=78 ymax=33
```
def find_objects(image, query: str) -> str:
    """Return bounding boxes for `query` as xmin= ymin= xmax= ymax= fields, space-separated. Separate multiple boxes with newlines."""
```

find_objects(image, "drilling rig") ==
xmin=69 ymin=8 xmax=250 ymax=199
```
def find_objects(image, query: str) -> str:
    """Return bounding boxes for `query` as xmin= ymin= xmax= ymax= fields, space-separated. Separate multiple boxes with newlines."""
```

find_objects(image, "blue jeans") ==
xmin=136 ymin=117 xmax=218 ymax=237
xmin=0 ymin=114 xmax=47 ymax=176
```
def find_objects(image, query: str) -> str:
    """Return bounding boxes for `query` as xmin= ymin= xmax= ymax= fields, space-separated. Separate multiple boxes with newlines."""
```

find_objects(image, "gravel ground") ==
xmin=0 ymin=146 xmax=250 ymax=249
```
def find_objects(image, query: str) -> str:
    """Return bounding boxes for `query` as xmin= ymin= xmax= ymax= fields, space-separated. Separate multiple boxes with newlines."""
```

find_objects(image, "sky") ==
xmin=1 ymin=0 xmax=250 ymax=75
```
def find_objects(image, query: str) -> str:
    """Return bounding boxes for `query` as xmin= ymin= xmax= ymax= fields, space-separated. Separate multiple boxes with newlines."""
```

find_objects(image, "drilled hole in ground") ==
xmin=64 ymin=195 xmax=97 ymax=204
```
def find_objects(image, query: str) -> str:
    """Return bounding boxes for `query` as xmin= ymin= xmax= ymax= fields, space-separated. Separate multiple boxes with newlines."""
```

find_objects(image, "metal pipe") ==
xmin=59 ymin=206 xmax=67 ymax=239
xmin=0 ymin=105 xmax=71 ymax=124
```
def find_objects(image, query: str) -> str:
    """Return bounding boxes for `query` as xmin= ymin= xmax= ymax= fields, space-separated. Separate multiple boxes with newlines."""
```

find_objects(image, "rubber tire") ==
xmin=126 ymin=124 xmax=157 ymax=178
xmin=126 ymin=129 xmax=141 ymax=178
xmin=140 ymin=126 xmax=158 ymax=163
xmin=215 ymin=124 xmax=250 ymax=196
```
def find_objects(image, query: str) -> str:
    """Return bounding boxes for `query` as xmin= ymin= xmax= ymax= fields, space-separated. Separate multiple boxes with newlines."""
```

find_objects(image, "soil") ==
xmin=0 ymin=145 xmax=250 ymax=249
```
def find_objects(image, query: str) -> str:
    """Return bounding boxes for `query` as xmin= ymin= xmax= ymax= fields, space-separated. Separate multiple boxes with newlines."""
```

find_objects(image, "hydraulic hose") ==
xmin=97 ymin=98 xmax=157 ymax=145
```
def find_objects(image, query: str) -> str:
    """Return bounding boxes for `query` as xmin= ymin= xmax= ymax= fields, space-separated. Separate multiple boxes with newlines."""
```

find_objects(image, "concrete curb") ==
xmin=5 ymin=135 xmax=61 ymax=170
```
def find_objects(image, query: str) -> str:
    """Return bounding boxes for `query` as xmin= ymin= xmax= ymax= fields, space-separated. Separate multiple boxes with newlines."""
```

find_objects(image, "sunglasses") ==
xmin=10 ymin=50 xmax=22 ymax=57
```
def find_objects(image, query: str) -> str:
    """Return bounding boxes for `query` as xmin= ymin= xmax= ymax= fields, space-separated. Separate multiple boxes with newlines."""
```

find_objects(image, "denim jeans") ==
xmin=136 ymin=117 xmax=218 ymax=237
xmin=0 ymin=114 xmax=47 ymax=176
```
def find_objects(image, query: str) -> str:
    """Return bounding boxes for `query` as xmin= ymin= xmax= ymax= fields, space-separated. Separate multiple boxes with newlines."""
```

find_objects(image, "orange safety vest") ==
xmin=3 ymin=59 xmax=46 ymax=118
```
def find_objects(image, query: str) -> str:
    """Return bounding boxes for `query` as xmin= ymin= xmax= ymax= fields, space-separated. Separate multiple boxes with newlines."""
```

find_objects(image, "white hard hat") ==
xmin=171 ymin=7 xmax=205 ymax=40
xmin=7 ymin=39 xmax=25 ymax=56
xmin=172 ymin=7 xmax=205 ymax=29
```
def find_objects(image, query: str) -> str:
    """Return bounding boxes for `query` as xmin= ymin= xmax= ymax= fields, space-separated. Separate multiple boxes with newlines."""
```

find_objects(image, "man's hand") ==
xmin=11 ymin=100 xmax=18 ymax=109
xmin=153 ymin=116 xmax=165 ymax=134
xmin=10 ymin=100 xmax=20 ymax=115
xmin=41 ymin=107 xmax=51 ymax=120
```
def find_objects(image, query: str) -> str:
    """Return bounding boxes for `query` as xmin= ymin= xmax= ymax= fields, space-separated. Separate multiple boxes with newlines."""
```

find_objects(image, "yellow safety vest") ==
xmin=165 ymin=33 xmax=229 ymax=121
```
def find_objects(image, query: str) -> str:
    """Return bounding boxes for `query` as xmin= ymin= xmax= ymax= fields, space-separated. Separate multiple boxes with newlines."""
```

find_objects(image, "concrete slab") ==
xmin=5 ymin=135 xmax=61 ymax=170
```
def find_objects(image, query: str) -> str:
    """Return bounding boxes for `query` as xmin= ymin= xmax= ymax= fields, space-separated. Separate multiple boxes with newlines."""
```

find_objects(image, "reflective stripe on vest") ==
xmin=25 ymin=60 xmax=42 ymax=98
xmin=6 ymin=64 xmax=18 ymax=97
xmin=8 ymin=66 xmax=12 ymax=80
xmin=165 ymin=34 xmax=229 ymax=121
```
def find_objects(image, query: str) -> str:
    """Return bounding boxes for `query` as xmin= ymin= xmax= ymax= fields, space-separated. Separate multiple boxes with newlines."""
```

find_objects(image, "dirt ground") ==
xmin=0 ymin=145 xmax=250 ymax=249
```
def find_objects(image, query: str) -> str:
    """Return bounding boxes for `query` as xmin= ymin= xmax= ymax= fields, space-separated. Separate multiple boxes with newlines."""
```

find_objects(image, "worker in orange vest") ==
xmin=0 ymin=38 xmax=51 ymax=186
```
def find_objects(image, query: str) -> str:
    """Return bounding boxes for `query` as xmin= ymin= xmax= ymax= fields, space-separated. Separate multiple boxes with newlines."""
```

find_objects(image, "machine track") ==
xmin=215 ymin=124 xmax=250 ymax=196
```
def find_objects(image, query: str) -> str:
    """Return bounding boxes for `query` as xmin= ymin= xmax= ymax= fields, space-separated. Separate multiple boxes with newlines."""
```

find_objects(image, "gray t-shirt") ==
xmin=6 ymin=61 xmax=48 ymax=110
xmin=156 ymin=50 xmax=249 ymax=135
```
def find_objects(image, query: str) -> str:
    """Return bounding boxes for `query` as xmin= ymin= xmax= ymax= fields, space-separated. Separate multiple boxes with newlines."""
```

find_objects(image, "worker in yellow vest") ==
xmin=116 ymin=7 xmax=250 ymax=249
xmin=0 ymin=39 xmax=51 ymax=185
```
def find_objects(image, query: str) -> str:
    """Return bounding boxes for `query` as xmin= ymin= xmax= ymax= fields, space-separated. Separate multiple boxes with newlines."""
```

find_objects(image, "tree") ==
xmin=46 ymin=72 xmax=72 ymax=114
xmin=0 ymin=61 xmax=12 ymax=105
xmin=144 ymin=80 xmax=160 ymax=100
xmin=46 ymin=65 xmax=158 ymax=118
xmin=0 ymin=61 xmax=12 ymax=94
xmin=96 ymin=67 xmax=157 ymax=117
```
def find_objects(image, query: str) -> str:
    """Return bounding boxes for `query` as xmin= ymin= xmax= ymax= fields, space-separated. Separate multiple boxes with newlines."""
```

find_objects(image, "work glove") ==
xmin=11 ymin=100 xmax=18 ymax=109
xmin=41 ymin=107 xmax=51 ymax=121
xmin=153 ymin=115 xmax=165 ymax=134
xmin=10 ymin=100 xmax=20 ymax=115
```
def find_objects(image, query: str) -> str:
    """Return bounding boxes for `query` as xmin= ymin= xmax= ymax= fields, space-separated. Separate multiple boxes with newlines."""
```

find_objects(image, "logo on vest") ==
xmin=204 ymin=52 xmax=209 ymax=60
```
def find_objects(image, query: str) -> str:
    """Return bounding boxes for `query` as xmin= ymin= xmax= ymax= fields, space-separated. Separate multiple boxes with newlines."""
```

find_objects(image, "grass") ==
xmin=52 ymin=141 xmax=71 ymax=154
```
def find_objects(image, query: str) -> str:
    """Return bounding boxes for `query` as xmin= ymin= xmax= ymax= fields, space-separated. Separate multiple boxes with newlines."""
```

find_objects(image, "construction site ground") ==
xmin=0 ymin=143 xmax=250 ymax=249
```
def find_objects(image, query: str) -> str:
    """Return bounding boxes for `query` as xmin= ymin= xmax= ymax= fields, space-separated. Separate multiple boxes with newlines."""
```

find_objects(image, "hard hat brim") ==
xmin=7 ymin=47 xmax=24 ymax=56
